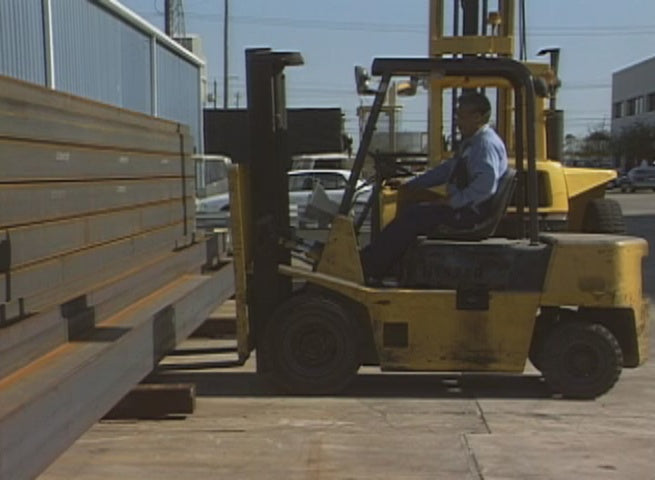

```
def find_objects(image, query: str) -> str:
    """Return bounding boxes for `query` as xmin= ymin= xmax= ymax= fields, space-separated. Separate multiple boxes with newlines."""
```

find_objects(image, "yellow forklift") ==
xmin=229 ymin=48 xmax=648 ymax=399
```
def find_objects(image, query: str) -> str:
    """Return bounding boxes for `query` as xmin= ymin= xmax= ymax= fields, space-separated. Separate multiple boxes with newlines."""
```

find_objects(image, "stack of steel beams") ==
xmin=0 ymin=75 xmax=234 ymax=480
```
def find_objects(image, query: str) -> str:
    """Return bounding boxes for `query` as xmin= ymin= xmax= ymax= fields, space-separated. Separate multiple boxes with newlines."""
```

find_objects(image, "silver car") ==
xmin=621 ymin=166 xmax=655 ymax=192
xmin=195 ymin=169 xmax=371 ymax=229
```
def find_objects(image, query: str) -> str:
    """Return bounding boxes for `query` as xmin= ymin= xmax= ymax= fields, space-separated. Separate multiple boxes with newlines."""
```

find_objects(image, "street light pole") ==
xmin=223 ymin=0 xmax=229 ymax=109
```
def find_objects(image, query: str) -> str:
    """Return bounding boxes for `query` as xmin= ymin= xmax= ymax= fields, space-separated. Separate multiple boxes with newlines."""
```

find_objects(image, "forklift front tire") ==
xmin=264 ymin=294 xmax=360 ymax=395
xmin=540 ymin=321 xmax=623 ymax=399
xmin=581 ymin=198 xmax=626 ymax=234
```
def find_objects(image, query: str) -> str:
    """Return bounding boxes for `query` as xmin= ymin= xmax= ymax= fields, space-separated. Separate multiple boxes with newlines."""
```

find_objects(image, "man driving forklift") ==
xmin=361 ymin=92 xmax=508 ymax=281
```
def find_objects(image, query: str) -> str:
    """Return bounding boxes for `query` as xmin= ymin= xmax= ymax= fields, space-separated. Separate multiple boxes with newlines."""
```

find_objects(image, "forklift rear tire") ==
xmin=581 ymin=198 xmax=626 ymax=234
xmin=264 ymin=294 xmax=360 ymax=394
xmin=540 ymin=322 xmax=623 ymax=399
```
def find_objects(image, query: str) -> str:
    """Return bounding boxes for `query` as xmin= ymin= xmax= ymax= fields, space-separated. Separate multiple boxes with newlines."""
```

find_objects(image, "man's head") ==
xmin=455 ymin=92 xmax=492 ymax=138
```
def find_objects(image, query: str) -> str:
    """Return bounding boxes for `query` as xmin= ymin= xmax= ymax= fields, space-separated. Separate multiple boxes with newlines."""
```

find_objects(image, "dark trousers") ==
xmin=360 ymin=202 xmax=484 ymax=279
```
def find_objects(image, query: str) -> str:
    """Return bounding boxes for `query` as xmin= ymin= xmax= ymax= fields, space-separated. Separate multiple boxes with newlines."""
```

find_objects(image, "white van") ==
xmin=291 ymin=152 xmax=352 ymax=171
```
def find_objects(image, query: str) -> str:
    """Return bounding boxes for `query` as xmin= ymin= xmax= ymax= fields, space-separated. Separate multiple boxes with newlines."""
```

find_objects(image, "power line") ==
xmin=188 ymin=13 xmax=425 ymax=33
xmin=139 ymin=9 xmax=655 ymax=38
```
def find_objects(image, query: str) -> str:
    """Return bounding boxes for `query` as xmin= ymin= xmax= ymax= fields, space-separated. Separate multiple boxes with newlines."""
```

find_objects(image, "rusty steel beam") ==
xmin=0 ymin=240 xmax=217 ymax=376
xmin=0 ymin=178 xmax=193 ymax=229
xmin=0 ymin=139 xmax=193 ymax=181
xmin=1 ymin=222 xmax=191 ymax=311
xmin=0 ymin=67 xmax=232 ymax=480
xmin=7 ymin=199 xmax=188 ymax=269
xmin=0 ymin=76 xmax=191 ymax=155
xmin=0 ymin=262 xmax=234 ymax=480
xmin=0 ymin=75 xmax=185 ymax=134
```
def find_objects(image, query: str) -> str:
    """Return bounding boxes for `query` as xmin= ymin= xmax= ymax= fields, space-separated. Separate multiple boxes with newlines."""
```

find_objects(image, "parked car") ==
xmin=196 ymin=169 xmax=371 ymax=229
xmin=620 ymin=166 xmax=655 ymax=192
xmin=290 ymin=153 xmax=353 ymax=171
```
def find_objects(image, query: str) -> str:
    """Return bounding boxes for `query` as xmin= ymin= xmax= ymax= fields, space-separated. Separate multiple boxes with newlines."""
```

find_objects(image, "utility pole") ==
xmin=165 ymin=0 xmax=172 ymax=35
xmin=223 ymin=0 xmax=229 ymax=109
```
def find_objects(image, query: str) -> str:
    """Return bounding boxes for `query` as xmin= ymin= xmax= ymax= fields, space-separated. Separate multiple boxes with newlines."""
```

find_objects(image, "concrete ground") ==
xmin=40 ymin=192 xmax=655 ymax=479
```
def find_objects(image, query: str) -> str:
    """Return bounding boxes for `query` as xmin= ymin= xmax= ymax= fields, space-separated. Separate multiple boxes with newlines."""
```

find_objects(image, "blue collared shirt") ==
xmin=405 ymin=125 xmax=508 ymax=210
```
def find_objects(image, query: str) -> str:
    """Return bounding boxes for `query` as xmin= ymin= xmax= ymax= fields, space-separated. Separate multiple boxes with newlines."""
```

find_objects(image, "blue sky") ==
xmin=123 ymin=0 xmax=655 ymax=141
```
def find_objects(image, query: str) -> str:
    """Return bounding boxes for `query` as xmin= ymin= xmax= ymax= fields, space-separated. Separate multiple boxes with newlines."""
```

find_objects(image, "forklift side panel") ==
xmin=367 ymin=291 xmax=540 ymax=372
xmin=279 ymin=263 xmax=540 ymax=373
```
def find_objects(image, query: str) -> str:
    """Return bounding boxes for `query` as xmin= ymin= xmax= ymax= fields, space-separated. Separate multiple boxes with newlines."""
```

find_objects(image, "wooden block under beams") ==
xmin=102 ymin=383 xmax=195 ymax=420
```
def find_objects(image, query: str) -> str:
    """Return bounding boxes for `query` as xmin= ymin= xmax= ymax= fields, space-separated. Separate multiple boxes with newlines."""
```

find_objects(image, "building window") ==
xmin=647 ymin=92 xmax=655 ymax=112
xmin=626 ymin=98 xmax=636 ymax=116
xmin=613 ymin=101 xmax=622 ymax=118
xmin=636 ymin=96 xmax=645 ymax=114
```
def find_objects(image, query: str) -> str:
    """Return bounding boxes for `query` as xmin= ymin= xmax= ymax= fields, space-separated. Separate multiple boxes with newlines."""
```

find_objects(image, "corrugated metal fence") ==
xmin=0 ymin=0 xmax=202 ymax=152
xmin=0 ymin=0 xmax=45 ymax=85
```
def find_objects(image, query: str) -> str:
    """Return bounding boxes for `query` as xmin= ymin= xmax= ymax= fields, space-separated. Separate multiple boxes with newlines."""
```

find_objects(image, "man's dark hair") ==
xmin=458 ymin=92 xmax=492 ymax=122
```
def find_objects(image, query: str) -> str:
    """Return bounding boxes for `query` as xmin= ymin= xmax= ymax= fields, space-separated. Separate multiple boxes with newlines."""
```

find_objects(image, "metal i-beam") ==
xmin=0 ymin=263 xmax=234 ymax=480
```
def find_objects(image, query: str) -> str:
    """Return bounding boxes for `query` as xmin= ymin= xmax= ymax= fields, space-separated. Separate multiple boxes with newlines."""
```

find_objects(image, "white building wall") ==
xmin=611 ymin=56 xmax=655 ymax=135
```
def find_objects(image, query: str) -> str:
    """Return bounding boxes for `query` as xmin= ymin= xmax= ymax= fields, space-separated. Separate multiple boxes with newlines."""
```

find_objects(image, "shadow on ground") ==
xmin=148 ymin=367 xmax=553 ymax=400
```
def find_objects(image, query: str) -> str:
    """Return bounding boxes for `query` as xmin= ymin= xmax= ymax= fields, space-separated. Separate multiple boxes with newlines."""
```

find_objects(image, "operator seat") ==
xmin=427 ymin=167 xmax=517 ymax=241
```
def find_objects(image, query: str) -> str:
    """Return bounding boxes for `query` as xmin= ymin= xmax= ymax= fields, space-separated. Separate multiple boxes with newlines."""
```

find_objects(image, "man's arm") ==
xmin=403 ymin=157 xmax=456 ymax=190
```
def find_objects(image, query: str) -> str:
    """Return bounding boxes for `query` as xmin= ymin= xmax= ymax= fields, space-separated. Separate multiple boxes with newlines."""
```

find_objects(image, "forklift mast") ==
xmin=429 ymin=0 xmax=516 ymax=161
xmin=243 ymin=48 xmax=303 ymax=360
xmin=429 ymin=1 xmax=564 ymax=163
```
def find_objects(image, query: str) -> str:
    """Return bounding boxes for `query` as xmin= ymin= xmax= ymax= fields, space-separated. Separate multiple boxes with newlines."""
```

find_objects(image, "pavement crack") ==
xmin=462 ymin=434 xmax=484 ymax=480
xmin=475 ymin=400 xmax=491 ymax=434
